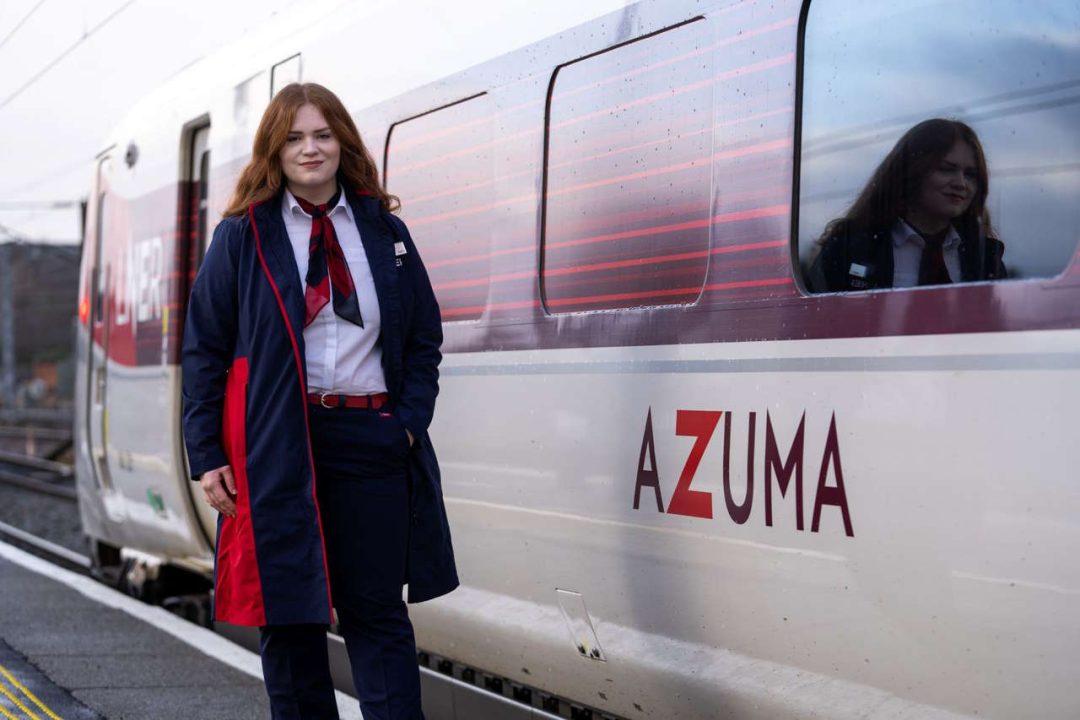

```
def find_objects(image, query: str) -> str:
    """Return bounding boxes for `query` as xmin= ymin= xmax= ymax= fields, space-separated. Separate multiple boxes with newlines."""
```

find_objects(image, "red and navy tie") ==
xmin=917 ymin=230 xmax=953 ymax=286
xmin=295 ymin=190 xmax=364 ymax=328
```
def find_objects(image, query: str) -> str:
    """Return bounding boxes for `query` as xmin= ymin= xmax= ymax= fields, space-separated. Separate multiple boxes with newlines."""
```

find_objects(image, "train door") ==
xmin=84 ymin=155 xmax=123 ymax=521
xmin=181 ymin=123 xmax=220 ymax=546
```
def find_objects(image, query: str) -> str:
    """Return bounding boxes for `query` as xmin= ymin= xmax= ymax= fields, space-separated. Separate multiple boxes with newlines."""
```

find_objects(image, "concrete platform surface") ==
xmin=0 ymin=541 xmax=362 ymax=719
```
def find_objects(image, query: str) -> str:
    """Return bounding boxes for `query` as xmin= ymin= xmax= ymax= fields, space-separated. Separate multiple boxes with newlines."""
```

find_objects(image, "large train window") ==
xmin=541 ymin=19 xmax=714 ymax=314
xmin=798 ymin=0 xmax=1080 ymax=293
xmin=387 ymin=94 xmax=494 ymax=322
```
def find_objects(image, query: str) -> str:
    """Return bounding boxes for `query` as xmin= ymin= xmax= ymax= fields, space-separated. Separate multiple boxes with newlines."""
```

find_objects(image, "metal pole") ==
xmin=0 ymin=243 xmax=15 ymax=407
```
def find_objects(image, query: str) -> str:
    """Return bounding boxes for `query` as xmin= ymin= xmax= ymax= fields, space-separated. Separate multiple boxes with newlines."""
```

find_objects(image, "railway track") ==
xmin=0 ymin=426 xmax=86 ymax=575
xmin=0 ymin=449 xmax=85 ymax=572
xmin=0 ymin=424 xmax=72 ymax=460
xmin=0 ymin=451 xmax=76 ymax=501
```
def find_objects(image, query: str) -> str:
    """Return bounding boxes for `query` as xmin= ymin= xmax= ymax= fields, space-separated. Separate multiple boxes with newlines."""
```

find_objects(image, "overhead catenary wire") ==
xmin=0 ymin=215 xmax=79 ymax=244
xmin=0 ymin=0 xmax=136 ymax=113
xmin=0 ymin=2 xmax=134 ymax=240
xmin=0 ymin=156 xmax=99 ymax=199
xmin=0 ymin=0 xmax=48 ymax=54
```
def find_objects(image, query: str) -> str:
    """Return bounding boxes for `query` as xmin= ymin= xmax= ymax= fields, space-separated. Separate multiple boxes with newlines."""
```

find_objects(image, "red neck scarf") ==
xmin=294 ymin=189 xmax=364 ymax=328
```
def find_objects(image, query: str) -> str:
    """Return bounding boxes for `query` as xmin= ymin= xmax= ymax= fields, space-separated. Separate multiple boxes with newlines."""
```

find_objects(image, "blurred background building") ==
xmin=0 ymin=241 xmax=79 ymax=407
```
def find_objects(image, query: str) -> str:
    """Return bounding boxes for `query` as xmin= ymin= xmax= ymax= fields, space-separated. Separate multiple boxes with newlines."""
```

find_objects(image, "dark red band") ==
xmin=307 ymin=392 xmax=390 ymax=409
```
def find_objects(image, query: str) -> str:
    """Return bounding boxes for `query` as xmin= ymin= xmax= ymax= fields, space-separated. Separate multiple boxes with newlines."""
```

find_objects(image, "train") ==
xmin=74 ymin=0 xmax=1080 ymax=717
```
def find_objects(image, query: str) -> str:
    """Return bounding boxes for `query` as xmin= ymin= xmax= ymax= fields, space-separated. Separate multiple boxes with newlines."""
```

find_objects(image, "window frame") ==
xmin=538 ymin=16 xmax=712 ymax=316
xmin=384 ymin=92 xmax=493 ymax=324
xmin=791 ymin=0 xmax=1080 ymax=297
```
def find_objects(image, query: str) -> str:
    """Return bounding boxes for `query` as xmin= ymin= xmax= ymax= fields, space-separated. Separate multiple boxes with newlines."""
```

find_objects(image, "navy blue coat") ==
xmin=181 ymin=190 xmax=458 ymax=626
xmin=807 ymin=221 xmax=1007 ymax=292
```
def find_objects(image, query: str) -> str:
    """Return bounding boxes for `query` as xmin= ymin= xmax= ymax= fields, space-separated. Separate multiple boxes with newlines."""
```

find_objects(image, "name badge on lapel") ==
xmin=848 ymin=262 xmax=871 ymax=289
xmin=394 ymin=241 xmax=406 ymax=267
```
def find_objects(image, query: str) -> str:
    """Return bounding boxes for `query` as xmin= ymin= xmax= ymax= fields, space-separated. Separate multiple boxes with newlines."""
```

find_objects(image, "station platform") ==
xmin=0 ymin=541 xmax=362 ymax=720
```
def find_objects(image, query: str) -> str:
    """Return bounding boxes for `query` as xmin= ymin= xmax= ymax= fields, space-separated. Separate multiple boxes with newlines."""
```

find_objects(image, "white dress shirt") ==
xmin=282 ymin=189 xmax=386 ymax=395
xmin=891 ymin=219 xmax=962 ymax=288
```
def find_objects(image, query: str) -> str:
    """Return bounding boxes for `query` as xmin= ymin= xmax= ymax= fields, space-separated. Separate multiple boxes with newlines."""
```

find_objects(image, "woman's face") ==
xmin=278 ymin=103 xmax=341 ymax=202
xmin=910 ymin=140 xmax=979 ymax=229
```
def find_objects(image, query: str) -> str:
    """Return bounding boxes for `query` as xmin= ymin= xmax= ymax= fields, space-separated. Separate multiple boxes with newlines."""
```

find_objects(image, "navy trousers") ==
xmin=259 ymin=404 xmax=424 ymax=720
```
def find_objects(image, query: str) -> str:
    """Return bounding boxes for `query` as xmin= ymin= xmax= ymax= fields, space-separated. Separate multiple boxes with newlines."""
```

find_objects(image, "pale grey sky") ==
xmin=0 ymin=0 xmax=297 ymax=243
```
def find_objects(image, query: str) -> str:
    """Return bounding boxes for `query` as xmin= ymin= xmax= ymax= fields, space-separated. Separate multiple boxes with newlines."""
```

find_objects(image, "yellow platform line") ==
xmin=0 ymin=661 xmax=64 ymax=720
xmin=0 ymin=678 xmax=40 ymax=719
xmin=0 ymin=702 xmax=22 ymax=720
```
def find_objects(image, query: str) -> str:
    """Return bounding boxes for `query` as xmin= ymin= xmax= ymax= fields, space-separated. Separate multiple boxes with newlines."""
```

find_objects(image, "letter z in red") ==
xmin=666 ymin=410 xmax=721 ymax=519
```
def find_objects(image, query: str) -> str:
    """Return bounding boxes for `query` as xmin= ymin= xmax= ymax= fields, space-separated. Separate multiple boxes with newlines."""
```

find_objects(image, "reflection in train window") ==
xmin=542 ymin=20 xmax=715 ymax=313
xmin=387 ymin=95 xmax=493 ymax=322
xmin=799 ymin=0 xmax=1080 ymax=293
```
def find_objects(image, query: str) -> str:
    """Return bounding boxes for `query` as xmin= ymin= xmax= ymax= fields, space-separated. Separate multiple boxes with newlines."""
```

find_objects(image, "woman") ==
xmin=807 ymin=118 xmax=1006 ymax=292
xmin=181 ymin=82 xmax=457 ymax=719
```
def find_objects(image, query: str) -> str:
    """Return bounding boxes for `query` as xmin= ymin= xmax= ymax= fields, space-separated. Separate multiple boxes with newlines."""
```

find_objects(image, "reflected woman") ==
xmin=807 ymin=118 xmax=1006 ymax=292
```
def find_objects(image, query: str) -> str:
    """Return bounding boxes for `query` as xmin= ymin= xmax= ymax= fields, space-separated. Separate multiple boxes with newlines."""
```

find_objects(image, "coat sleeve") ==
xmin=388 ymin=214 xmax=443 ymax=439
xmin=807 ymin=234 xmax=849 ymax=293
xmin=988 ymin=237 xmax=1007 ymax=280
xmin=181 ymin=217 xmax=242 ymax=478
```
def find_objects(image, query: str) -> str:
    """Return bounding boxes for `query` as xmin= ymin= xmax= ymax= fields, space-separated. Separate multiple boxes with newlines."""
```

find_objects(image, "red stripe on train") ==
xmin=425 ymin=204 xmax=790 ymax=272
xmin=409 ymin=139 xmax=791 ymax=228
xmin=438 ymin=276 xmax=794 ymax=317
xmin=432 ymin=240 xmax=785 ymax=291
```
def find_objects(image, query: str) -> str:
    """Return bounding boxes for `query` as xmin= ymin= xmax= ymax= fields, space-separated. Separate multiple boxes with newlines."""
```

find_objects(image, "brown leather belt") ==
xmin=307 ymin=392 xmax=390 ymax=410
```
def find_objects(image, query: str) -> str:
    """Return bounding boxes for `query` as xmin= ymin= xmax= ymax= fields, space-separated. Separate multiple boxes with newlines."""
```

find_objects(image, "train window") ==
xmin=92 ymin=158 xmax=113 ymax=327
xmin=271 ymin=55 xmax=301 ymax=97
xmin=542 ymin=19 xmax=714 ymax=314
xmin=799 ymin=0 xmax=1080 ymax=293
xmin=387 ymin=94 xmax=494 ymax=322
xmin=191 ymin=125 xmax=211 ymax=258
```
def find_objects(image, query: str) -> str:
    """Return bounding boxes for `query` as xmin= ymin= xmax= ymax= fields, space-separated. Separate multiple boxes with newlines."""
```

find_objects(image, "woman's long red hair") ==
xmin=223 ymin=83 xmax=398 ymax=217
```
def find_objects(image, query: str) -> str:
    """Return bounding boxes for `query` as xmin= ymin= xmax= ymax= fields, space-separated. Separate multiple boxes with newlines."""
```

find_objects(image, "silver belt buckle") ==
xmin=320 ymin=392 xmax=333 ymax=408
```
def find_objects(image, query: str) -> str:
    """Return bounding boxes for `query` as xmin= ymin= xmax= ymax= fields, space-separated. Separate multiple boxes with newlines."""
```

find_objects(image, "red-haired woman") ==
xmin=182 ymin=82 xmax=456 ymax=719
xmin=808 ymin=118 xmax=1007 ymax=292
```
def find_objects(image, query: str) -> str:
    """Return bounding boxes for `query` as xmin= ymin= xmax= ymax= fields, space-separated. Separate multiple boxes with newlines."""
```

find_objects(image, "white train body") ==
xmin=74 ymin=0 xmax=1080 ymax=718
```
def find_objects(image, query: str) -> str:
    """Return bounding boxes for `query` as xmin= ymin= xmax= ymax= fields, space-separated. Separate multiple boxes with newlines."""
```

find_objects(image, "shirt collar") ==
xmin=284 ymin=187 xmax=352 ymax=221
xmin=892 ymin=218 xmax=961 ymax=250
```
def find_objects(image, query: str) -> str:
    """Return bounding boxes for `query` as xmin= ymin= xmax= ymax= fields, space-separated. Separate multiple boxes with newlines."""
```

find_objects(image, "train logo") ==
xmin=633 ymin=408 xmax=854 ymax=537
xmin=114 ymin=235 xmax=164 ymax=326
